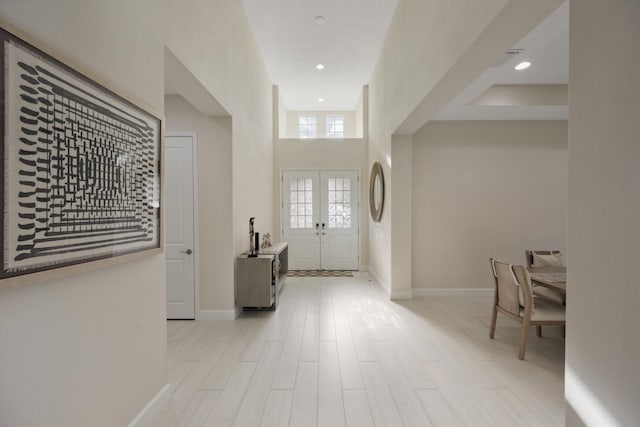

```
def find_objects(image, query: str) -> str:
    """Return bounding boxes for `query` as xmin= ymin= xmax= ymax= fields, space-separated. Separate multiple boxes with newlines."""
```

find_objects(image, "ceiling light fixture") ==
xmin=316 ymin=64 xmax=325 ymax=70
xmin=515 ymin=61 xmax=531 ymax=71
xmin=317 ymin=98 xmax=325 ymax=102
xmin=315 ymin=16 xmax=325 ymax=24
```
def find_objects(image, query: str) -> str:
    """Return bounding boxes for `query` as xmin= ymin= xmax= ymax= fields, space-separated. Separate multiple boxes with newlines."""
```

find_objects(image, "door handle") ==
xmin=180 ymin=249 xmax=193 ymax=255
xmin=321 ymin=223 xmax=326 ymax=229
xmin=316 ymin=223 xmax=320 ymax=229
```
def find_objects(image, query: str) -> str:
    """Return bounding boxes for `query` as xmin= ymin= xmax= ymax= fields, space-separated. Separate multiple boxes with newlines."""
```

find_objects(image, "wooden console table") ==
xmin=236 ymin=242 xmax=288 ymax=310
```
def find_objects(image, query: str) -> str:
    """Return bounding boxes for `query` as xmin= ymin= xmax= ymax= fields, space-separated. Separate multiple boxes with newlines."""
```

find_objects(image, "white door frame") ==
xmin=281 ymin=168 xmax=360 ymax=270
xmin=165 ymin=131 xmax=200 ymax=319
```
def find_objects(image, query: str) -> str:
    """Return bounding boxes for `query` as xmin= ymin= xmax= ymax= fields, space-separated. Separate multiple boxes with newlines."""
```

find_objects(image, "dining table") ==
xmin=527 ymin=266 xmax=566 ymax=294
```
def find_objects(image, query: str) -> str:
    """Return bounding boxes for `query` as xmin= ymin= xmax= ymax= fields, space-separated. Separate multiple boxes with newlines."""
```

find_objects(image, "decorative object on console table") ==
xmin=248 ymin=217 xmax=257 ymax=257
xmin=0 ymin=24 xmax=162 ymax=283
xmin=261 ymin=232 xmax=272 ymax=248
xmin=254 ymin=232 xmax=259 ymax=256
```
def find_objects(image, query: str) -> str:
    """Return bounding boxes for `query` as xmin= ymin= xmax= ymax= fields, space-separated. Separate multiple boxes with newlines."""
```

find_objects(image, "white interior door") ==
xmin=320 ymin=171 xmax=359 ymax=270
xmin=165 ymin=133 xmax=196 ymax=319
xmin=283 ymin=170 xmax=359 ymax=270
xmin=283 ymin=171 xmax=320 ymax=270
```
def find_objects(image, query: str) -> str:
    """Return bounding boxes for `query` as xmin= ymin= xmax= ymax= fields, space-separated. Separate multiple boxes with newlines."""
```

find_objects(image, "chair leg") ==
xmin=536 ymin=325 xmax=542 ymax=337
xmin=489 ymin=306 xmax=498 ymax=339
xmin=519 ymin=319 xmax=531 ymax=360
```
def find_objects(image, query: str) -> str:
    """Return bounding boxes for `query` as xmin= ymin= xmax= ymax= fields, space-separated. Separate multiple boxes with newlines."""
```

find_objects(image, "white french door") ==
xmin=283 ymin=170 xmax=359 ymax=270
xmin=320 ymin=171 xmax=359 ymax=270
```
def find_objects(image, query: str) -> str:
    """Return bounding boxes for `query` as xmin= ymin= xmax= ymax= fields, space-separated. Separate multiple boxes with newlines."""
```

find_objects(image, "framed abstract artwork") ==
xmin=0 ymin=25 xmax=162 ymax=281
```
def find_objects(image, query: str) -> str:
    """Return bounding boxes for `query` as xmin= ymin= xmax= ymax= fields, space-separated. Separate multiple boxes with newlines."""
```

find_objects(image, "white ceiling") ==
xmin=238 ymin=0 xmax=567 ymax=118
xmin=240 ymin=0 xmax=398 ymax=111
xmin=433 ymin=1 xmax=569 ymax=121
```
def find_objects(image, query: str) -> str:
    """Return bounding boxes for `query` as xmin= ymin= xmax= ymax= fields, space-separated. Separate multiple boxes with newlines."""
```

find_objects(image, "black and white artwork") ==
xmin=0 ymin=28 xmax=161 ymax=280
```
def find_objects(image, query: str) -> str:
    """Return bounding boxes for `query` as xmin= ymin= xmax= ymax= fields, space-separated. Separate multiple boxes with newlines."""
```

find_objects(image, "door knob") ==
xmin=180 ymin=249 xmax=193 ymax=255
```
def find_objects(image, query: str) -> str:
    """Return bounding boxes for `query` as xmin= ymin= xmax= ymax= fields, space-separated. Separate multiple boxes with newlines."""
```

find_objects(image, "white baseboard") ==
xmin=368 ymin=268 xmax=391 ymax=297
xmin=412 ymin=288 xmax=493 ymax=297
xmin=390 ymin=290 xmax=413 ymax=300
xmin=128 ymin=383 xmax=170 ymax=427
xmin=198 ymin=309 xmax=238 ymax=320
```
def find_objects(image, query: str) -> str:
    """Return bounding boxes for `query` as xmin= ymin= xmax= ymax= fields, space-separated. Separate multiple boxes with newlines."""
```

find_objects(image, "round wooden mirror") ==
xmin=369 ymin=162 xmax=385 ymax=222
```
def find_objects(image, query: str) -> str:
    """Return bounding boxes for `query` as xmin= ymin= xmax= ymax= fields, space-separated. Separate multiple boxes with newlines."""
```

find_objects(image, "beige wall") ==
xmin=390 ymin=135 xmax=412 ymax=297
xmin=278 ymin=88 xmax=288 ymax=140
xmin=165 ymin=0 xmax=274 ymax=256
xmin=567 ymin=1 xmax=640 ymax=426
xmin=368 ymin=1 xmax=565 ymax=294
xmin=165 ymin=95 xmax=234 ymax=312
xmin=0 ymin=1 xmax=166 ymax=426
xmin=0 ymin=0 xmax=273 ymax=425
xmin=412 ymin=121 xmax=567 ymax=290
xmin=285 ymin=110 xmax=357 ymax=139
xmin=274 ymin=140 xmax=369 ymax=268
xmin=355 ymin=90 xmax=365 ymax=139
xmin=368 ymin=0 xmax=512 ymax=290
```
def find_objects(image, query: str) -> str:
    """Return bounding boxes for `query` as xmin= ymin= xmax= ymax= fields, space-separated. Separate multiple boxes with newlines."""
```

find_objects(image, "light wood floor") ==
xmin=147 ymin=273 xmax=565 ymax=426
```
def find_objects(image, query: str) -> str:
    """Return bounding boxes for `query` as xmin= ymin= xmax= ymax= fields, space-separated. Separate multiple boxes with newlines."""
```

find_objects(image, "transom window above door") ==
xmin=297 ymin=114 xmax=346 ymax=138
xmin=326 ymin=115 xmax=344 ymax=138
xmin=298 ymin=116 xmax=317 ymax=139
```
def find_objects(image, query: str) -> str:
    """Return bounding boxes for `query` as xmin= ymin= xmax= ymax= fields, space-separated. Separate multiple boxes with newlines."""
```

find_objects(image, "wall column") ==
xmin=566 ymin=1 xmax=640 ymax=426
xmin=390 ymin=135 xmax=413 ymax=298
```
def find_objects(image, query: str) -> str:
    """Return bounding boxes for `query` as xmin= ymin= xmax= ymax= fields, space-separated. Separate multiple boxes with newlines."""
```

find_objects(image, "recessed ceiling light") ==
xmin=315 ymin=16 xmax=325 ymax=24
xmin=317 ymin=98 xmax=325 ymax=102
xmin=515 ymin=61 xmax=531 ymax=71
xmin=316 ymin=64 xmax=325 ymax=70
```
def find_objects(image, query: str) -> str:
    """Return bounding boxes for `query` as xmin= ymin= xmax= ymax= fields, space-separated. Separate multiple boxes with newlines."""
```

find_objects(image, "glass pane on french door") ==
xmin=320 ymin=171 xmax=359 ymax=270
xmin=283 ymin=171 xmax=320 ymax=270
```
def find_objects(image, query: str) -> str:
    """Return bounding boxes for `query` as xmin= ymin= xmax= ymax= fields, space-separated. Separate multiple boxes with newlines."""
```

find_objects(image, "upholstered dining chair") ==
xmin=524 ymin=250 xmax=565 ymax=305
xmin=525 ymin=249 xmax=562 ymax=268
xmin=489 ymin=258 xmax=566 ymax=360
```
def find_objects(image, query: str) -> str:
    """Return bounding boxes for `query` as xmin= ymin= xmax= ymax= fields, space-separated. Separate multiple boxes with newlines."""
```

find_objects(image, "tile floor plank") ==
xmin=232 ymin=341 xmax=284 ymax=426
xmin=180 ymin=390 xmax=220 ymax=427
xmin=289 ymin=362 xmax=319 ymax=427
xmin=202 ymin=362 xmax=256 ymax=427
xmin=318 ymin=341 xmax=346 ymax=427
xmin=336 ymin=324 xmax=365 ymax=389
xmin=415 ymin=389 xmax=461 ymax=427
xmin=201 ymin=320 xmax=258 ymax=390
xmin=360 ymin=361 xmax=404 ymax=426
xmin=299 ymin=313 xmax=320 ymax=361
xmin=343 ymin=389 xmax=375 ymax=427
xmin=372 ymin=341 xmax=433 ymax=427
xmin=271 ymin=325 xmax=304 ymax=389
xmin=259 ymin=390 xmax=294 ymax=427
